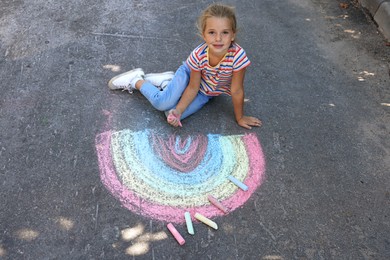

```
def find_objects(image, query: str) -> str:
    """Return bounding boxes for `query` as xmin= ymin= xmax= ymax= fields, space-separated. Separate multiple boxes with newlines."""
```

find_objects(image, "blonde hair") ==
xmin=197 ymin=3 xmax=237 ymax=35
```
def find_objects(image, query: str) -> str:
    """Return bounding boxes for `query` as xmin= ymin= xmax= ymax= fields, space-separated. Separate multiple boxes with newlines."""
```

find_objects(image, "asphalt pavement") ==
xmin=1 ymin=0 xmax=389 ymax=259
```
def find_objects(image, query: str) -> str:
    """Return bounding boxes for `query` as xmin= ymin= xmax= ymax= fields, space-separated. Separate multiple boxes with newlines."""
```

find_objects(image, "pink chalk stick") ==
xmin=167 ymin=223 xmax=185 ymax=245
xmin=208 ymin=195 xmax=229 ymax=213
xmin=167 ymin=114 xmax=182 ymax=127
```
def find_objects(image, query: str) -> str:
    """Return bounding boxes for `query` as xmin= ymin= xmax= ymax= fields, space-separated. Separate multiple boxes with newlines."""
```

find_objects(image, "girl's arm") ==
xmin=231 ymin=68 xmax=262 ymax=129
xmin=167 ymin=69 xmax=201 ymax=127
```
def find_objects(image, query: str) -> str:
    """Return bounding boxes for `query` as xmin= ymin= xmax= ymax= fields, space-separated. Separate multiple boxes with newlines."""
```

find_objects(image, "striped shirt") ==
xmin=186 ymin=42 xmax=251 ymax=96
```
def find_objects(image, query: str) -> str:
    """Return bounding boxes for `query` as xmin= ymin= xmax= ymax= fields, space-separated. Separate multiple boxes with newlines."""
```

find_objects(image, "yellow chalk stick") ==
xmin=194 ymin=213 xmax=218 ymax=230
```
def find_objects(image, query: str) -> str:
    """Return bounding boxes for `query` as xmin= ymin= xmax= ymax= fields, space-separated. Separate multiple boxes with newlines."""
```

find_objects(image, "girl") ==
xmin=108 ymin=3 xmax=262 ymax=129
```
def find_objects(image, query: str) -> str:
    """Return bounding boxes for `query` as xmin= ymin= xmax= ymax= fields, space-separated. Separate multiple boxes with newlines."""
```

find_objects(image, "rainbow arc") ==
xmin=96 ymin=129 xmax=265 ymax=223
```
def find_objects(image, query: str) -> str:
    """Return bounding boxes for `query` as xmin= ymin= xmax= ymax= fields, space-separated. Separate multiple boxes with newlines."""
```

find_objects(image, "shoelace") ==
xmin=121 ymin=84 xmax=134 ymax=94
xmin=159 ymin=79 xmax=172 ymax=91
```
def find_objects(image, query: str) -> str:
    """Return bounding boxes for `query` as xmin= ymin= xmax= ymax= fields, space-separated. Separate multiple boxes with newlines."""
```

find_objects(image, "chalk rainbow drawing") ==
xmin=95 ymin=129 xmax=265 ymax=223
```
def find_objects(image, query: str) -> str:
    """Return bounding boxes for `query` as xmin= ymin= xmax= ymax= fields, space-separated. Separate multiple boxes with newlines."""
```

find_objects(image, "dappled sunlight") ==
xmin=125 ymin=242 xmax=150 ymax=256
xmin=121 ymin=223 xmax=145 ymax=241
xmin=135 ymin=231 xmax=168 ymax=242
xmin=103 ymin=64 xmax=122 ymax=72
xmin=56 ymin=217 xmax=75 ymax=231
xmin=357 ymin=70 xmax=375 ymax=81
xmin=119 ymin=223 xmax=168 ymax=256
xmin=344 ymin=29 xmax=361 ymax=39
xmin=0 ymin=244 xmax=6 ymax=257
xmin=14 ymin=228 xmax=39 ymax=242
xmin=6 ymin=220 xmax=169 ymax=257
xmin=262 ymin=255 xmax=284 ymax=260
xmin=8 ymin=215 xmax=75 ymax=249
xmin=325 ymin=14 xmax=349 ymax=20
xmin=324 ymin=10 xmax=362 ymax=40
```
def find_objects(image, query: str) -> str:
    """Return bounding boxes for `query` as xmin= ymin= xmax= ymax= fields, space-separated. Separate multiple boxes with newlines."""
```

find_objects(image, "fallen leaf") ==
xmin=339 ymin=3 xmax=349 ymax=9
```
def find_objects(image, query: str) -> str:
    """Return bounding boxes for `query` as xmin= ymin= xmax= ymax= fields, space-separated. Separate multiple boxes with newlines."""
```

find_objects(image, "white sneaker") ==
xmin=144 ymin=71 xmax=174 ymax=90
xmin=108 ymin=68 xmax=145 ymax=93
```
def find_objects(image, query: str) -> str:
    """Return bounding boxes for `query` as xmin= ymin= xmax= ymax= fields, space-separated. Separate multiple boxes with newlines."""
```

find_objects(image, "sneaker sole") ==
xmin=108 ymin=68 xmax=143 ymax=90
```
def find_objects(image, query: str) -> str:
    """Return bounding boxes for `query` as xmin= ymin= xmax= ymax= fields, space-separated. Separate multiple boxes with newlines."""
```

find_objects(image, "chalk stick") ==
xmin=208 ymin=195 xmax=229 ymax=213
xmin=167 ymin=223 xmax=185 ymax=245
xmin=194 ymin=213 xmax=218 ymax=230
xmin=184 ymin=212 xmax=194 ymax=235
xmin=228 ymin=175 xmax=248 ymax=191
xmin=167 ymin=113 xmax=182 ymax=127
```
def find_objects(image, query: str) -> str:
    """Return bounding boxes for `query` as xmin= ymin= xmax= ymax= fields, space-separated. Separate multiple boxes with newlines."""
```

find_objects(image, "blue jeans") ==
xmin=140 ymin=62 xmax=213 ymax=120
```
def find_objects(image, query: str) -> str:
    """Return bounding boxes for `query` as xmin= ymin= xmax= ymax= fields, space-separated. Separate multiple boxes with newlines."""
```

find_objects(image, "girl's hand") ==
xmin=237 ymin=116 xmax=262 ymax=129
xmin=167 ymin=109 xmax=182 ymax=127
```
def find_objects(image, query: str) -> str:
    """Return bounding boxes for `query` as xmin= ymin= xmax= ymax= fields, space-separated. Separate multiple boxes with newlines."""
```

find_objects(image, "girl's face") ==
xmin=202 ymin=17 xmax=235 ymax=58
